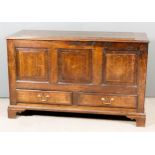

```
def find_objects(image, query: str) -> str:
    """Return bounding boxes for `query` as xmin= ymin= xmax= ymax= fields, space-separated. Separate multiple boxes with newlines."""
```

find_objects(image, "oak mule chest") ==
xmin=7 ymin=30 xmax=149 ymax=127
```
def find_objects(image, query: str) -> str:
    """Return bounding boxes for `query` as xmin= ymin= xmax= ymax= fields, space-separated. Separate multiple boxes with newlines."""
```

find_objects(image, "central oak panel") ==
xmin=57 ymin=49 xmax=92 ymax=84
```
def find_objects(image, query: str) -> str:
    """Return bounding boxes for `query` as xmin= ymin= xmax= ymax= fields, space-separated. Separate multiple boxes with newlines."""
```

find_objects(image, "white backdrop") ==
xmin=0 ymin=22 xmax=154 ymax=97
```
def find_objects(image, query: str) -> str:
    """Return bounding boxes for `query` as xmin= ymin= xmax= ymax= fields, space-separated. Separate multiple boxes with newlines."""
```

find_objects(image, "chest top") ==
xmin=7 ymin=30 xmax=148 ymax=43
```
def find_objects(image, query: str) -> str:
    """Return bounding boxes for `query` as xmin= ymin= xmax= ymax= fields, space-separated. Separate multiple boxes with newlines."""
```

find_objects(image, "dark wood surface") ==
xmin=7 ymin=30 xmax=149 ymax=43
xmin=7 ymin=30 xmax=148 ymax=127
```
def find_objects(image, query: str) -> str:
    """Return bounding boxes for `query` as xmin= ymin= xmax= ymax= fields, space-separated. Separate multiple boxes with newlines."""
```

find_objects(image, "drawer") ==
xmin=16 ymin=90 xmax=72 ymax=105
xmin=78 ymin=93 xmax=137 ymax=108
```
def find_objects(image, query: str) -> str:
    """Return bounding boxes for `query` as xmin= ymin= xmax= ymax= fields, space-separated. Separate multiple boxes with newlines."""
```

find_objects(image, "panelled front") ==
xmin=12 ymin=40 xmax=139 ymax=108
xmin=14 ymin=41 xmax=139 ymax=87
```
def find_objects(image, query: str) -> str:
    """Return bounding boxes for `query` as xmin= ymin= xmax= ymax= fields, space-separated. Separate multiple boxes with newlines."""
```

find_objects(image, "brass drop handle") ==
xmin=37 ymin=94 xmax=50 ymax=102
xmin=37 ymin=94 xmax=42 ymax=98
xmin=101 ymin=97 xmax=114 ymax=105
xmin=42 ymin=95 xmax=50 ymax=102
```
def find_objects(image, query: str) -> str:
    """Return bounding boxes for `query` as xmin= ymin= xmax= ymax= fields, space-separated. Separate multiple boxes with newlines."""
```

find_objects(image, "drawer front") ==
xmin=78 ymin=93 xmax=137 ymax=108
xmin=16 ymin=90 xmax=72 ymax=105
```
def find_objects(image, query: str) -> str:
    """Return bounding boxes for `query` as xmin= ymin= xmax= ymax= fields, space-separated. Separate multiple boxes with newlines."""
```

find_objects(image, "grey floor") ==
xmin=0 ymin=98 xmax=155 ymax=132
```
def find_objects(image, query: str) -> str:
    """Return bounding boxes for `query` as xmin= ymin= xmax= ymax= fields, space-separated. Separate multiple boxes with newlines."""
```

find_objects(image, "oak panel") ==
xmin=16 ymin=48 xmax=49 ymax=81
xmin=58 ymin=49 xmax=92 ymax=83
xmin=103 ymin=51 xmax=137 ymax=85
